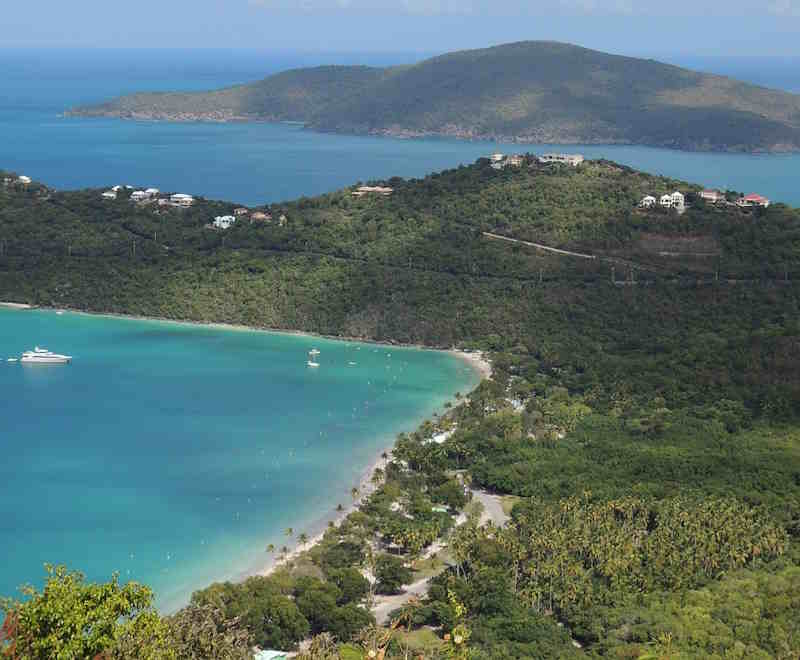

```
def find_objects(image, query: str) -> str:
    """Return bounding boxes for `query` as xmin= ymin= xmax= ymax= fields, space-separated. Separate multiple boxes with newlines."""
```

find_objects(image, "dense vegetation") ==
xmin=70 ymin=41 xmax=800 ymax=152
xmin=2 ymin=157 xmax=800 ymax=658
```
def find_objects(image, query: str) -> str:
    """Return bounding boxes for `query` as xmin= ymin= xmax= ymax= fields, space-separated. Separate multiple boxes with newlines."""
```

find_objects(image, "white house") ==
xmin=700 ymin=189 xmax=725 ymax=203
xmin=538 ymin=153 xmax=584 ymax=166
xmin=639 ymin=195 xmax=657 ymax=208
xmin=17 ymin=175 xmax=32 ymax=184
xmin=130 ymin=190 xmax=149 ymax=202
xmin=489 ymin=153 xmax=505 ymax=163
xmin=145 ymin=188 xmax=160 ymax=197
xmin=170 ymin=193 xmax=194 ymax=207
xmin=671 ymin=191 xmax=685 ymax=208
xmin=102 ymin=191 xmax=117 ymax=200
xmin=659 ymin=194 xmax=674 ymax=208
xmin=213 ymin=215 xmax=236 ymax=229
xmin=111 ymin=185 xmax=122 ymax=192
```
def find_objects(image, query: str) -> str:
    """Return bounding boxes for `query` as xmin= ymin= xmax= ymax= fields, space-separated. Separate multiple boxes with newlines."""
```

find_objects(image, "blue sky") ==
xmin=3 ymin=0 xmax=800 ymax=56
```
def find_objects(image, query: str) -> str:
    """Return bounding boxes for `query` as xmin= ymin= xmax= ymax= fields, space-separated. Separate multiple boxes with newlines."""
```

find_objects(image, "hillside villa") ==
xmin=737 ymin=193 xmax=770 ymax=208
xmin=490 ymin=154 xmax=525 ymax=169
xmin=639 ymin=191 xmax=685 ymax=210
xmin=352 ymin=186 xmax=393 ymax=197
xmin=170 ymin=193 xmax=194 ymax=207
xmin=17 ymin=175 xmax=32 ymax=184
xmin=102 ymin=191 xmax=117 ymax=200
xmin=700 ymin=189 xmax=726 ymax=203
xmin=538 ymin=153 xmax=585 ymax=166
xmin=213 ymin=215 xmax=236 ymax=229
xmin=250 ymin=211 xmax=271 ymax=223
xmin=639 ymin=195 xmax=657 ymax=208
xmin=234 ymin=207 xmax=249 ymax=216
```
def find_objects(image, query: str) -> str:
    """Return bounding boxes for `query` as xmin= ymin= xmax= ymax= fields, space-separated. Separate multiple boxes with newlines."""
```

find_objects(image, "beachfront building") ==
xmin=639 ymin=195 xmax=657 ymax=208
xmin=351 ymin=186 xmax=394 ymax=197
xmin=102 ymin=191 xmax=117 ymax=200
xmin=737 ymin=193 xmax=770 ymax=208
xmin=17 ymin=175 xmax=32 ymax=184
xmin=700 ymin=189 xmax=725 ymax=203
xmin=213 ymin=215 xmax=236 ymax=229
xmin=253 ymin=651 xmax=288 ymax=660
xmin=170 ymin=193 xmax=194 ymax=207
xmin=538 ymin=153 xmax=585 ymax=166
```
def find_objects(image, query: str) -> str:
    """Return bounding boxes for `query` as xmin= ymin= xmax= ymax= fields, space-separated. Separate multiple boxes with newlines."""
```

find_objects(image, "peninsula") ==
xmin=69 ymin=41 xmax=800 ymax=153
xmin=2 ymin=158 xmax=799 ymax=658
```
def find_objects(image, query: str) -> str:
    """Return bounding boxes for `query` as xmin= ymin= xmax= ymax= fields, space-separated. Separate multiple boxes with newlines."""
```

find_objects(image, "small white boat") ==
xmin=309 ymin=349 xmax=321 ymax=356
xmin=55 ymin=311 xmax=64 ymax=316
xmin=7 ymin=358 xmax=18 ymax=363
xmin=20 ymin=346 xmax=72 ymax=364
xmin=348 ymin=361 xmax=357 ymax=366
xmin=307 ymin=360 xmax=320 ymax=368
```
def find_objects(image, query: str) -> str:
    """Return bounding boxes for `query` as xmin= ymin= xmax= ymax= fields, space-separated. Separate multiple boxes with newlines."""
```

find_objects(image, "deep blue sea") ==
xmin=1 ymin=48 xmax=799 ymax=608
xmin=0 ymin=308 xmax=478 ymax=609
xmin=1 ymin=49 xmax=799 ymax=207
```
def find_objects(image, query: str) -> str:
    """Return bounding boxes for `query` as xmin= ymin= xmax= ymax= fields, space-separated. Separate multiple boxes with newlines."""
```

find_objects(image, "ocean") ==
xmin=1 ymin=49 xmax=800 ymax=207
xmin=0 ymin=307 xmax=478 ymax=609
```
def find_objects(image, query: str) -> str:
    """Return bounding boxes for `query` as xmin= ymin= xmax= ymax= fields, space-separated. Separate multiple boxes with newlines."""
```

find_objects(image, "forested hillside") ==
xmin=2 ymin=158 xmax=799 ymax=658
xmin=70 ymin=41 xmax=800 ymax=152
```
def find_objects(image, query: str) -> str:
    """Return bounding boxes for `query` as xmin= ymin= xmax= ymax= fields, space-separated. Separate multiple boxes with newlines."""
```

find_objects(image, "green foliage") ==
xmin=0 ymin=565 xmax=173 ymax=660
xmin=374 ymin=555 xmax=414 ymax=596
xmin=71 ymin=42 xmax=800 ymax=151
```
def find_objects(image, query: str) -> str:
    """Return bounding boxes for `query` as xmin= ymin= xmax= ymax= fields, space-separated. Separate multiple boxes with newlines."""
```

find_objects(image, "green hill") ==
xmin=2 ymin=159 xmax=800 ymax=658
xmin=71 ymin=41 xmax=800 ymax=152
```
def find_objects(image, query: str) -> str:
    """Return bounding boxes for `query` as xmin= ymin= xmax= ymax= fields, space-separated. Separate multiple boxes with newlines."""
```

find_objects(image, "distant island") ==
xmin=69 ymin=41 xmax=800 ymax=153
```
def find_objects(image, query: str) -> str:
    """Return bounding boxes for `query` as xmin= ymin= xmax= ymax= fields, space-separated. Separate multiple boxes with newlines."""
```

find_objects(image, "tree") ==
xmin=327 ymin=568 xmax=370 ymax=605
xmin=162 ymin=605 xmax=252 ymax=660
xmin=242 ymin=593 xmax=309 ymax=650
xmin=326 ymin=603 xmax=374 ymax=643
xmin=374 ymin=555 xmax=414 ymax=596
xmin=298 ymin=532 xmax=309 ymax=546
xmin=0 ymin=565 xmax=173 ymax=659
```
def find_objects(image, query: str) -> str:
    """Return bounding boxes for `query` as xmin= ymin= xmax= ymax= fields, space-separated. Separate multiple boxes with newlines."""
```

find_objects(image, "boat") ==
xmin=309 ymin=349 xmax=321 ymax=356
xmin=7 ymin=358 xmax=18 ymax=363
xmin=20 ymin=346 xmax=72 ymax=364
xmin=307 ymin=360 xmax=320 ymax=368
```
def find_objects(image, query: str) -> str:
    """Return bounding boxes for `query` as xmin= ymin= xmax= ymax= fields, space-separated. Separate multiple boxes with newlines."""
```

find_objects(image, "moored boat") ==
xmin=20 ymin=346 xmax=72 ymax=364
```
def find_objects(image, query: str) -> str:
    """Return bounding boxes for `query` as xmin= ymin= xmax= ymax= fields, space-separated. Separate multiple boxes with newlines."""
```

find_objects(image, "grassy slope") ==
xmin=72 ymin=41 xmax=800 ymax=151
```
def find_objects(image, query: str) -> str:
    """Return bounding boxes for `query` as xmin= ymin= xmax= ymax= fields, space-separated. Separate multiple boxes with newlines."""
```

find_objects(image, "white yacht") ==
xmin=20 ymin=347 xmax=72 ymax=364
xmin=309 ymin=348 xmax=321 ymax=356
xmin=307 ymin=360 xmax=320 ymax=368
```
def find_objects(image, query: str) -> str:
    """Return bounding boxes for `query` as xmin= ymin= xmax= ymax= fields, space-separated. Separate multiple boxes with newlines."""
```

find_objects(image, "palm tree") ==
xmin=298 ymin=532 xmax=309 ymax=546
xmin=336 ymin=503 xmax=344 ymax=511
xmin=280 ymin=545 xmax=289 ymax=558
xmin=351 ymin=486 xmax=360 ymax=501
xmin=285 ymin=527 xmax=293 ymax=539
xmin=265 ymin=543 xmax=275 ymax=554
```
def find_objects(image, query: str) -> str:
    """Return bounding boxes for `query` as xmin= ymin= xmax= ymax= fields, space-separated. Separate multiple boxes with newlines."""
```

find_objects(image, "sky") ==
xmin=3 ymin=0 xmax=800 ymax=56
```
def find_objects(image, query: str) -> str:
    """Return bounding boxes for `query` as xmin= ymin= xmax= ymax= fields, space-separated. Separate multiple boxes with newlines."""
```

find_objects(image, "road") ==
xmin=371 ymin=490 xmax=510 ymax=624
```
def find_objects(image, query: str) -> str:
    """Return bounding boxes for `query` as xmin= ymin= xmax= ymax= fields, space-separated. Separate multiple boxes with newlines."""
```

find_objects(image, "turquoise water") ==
xmin=0 ymin=308 xmax=478 ymax=608
xmin=1 ymin=49 xmax=799 ymax=207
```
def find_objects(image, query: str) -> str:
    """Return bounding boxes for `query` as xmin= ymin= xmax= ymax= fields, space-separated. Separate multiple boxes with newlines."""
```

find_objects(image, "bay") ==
xmin=0 ymin=308 xmax=478 ymax=609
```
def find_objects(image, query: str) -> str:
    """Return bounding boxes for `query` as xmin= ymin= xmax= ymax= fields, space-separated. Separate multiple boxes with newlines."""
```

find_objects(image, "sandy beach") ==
xmin=0 ymin=302 xmax=33 ymax=309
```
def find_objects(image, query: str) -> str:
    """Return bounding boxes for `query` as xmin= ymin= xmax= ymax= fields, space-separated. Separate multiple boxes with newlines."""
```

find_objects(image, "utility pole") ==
xmin=611 ymin=265 xmax=616 ymax=284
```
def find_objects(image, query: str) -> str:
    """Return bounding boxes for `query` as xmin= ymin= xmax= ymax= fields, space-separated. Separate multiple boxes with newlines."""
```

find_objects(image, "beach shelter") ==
xmin=254 ymin=651 xmax=288 ymax=660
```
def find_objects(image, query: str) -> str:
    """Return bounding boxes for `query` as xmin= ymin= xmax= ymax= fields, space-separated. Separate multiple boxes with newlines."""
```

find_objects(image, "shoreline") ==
xmin=0 ymin=303 xmax=491 ymax=378
xmin=2 ymin=302 xmax=490 ymax=611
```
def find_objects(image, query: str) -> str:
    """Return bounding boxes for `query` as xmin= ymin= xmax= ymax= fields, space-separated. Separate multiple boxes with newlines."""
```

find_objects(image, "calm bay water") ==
xmin=1 ymin=49 xmax=799 ymax=207
xmin=0 ymin=308 xmax=478 ymax=608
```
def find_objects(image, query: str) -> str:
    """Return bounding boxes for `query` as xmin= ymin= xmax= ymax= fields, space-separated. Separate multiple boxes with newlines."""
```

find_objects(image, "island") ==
xmin=68 ymin=41 xmax=800 ymax=153
xmin=1 ymin=157 xmax=799 ymax=659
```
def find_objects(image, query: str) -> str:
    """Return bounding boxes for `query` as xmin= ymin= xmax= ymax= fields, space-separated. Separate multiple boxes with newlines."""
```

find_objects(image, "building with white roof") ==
xmin=17 ymin=175 xmax=32 ymax=184
xmin=639 ymin=195 xmax=657 ymax=208
xmin=102 ymin=191 xmax=117 ymax=200
xmin=130 ymin=190 xmax=149 ymax=202
xmin=213 ymin=215 xmax=236 ymax=229
xmin=170 ymin=193 xmax=194 ymax=207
